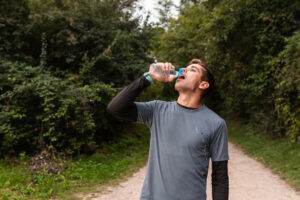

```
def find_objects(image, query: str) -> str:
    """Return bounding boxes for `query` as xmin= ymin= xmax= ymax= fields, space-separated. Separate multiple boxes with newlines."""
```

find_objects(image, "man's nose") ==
xmin=183 ymin=68 xmax=188 ymax=75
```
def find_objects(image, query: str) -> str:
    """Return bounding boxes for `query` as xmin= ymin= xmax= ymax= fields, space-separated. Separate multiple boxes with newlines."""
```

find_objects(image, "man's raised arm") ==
xmin=106 ymin=75 xmax=151 ymax=122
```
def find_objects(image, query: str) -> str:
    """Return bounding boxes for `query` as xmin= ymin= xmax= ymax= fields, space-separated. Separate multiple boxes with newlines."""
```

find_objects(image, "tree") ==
xmin=0 ymin=0 xmax=156 ymax=156
xmin=153 ymin=0 xmax=300 ymax=140
xmin=156 ymin=0 xmax=175 ymax=29
xmin=0 ymin=0 xmax=30 ymax=60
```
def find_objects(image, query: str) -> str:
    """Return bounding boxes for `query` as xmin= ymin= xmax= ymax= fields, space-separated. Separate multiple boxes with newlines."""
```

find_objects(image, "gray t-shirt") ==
xmin=134 ymin=100 xmax=229 ymax=200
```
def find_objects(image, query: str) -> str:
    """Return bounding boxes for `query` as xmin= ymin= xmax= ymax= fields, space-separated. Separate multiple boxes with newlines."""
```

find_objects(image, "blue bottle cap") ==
xmin=176 ymin=68 xmax=184 ymax=77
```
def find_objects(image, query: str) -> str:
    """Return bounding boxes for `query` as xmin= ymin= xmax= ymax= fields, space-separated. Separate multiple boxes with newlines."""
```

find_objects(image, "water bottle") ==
xmin=150 ymin=63 xmax=184 ymax=79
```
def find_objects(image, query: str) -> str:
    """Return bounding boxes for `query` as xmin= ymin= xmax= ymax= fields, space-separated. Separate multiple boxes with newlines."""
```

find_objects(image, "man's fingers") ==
xmin=155 ymin=62 xmax=174 ymax=72
xmin=166 ymin=63 xmax=170 ymax=72
xmin=166 ymin=62 xmax=173 ymax=73
xmin=167 ymin=62 xmax=172 ymax=70
xmin=167 ymin=62 xmax=175 ymax=71
xmin=171 ymin=64 xmax=175 ymax=70
xmin=149 ymin=62 xmax=176 ymax=83
xmin=164 ymin=63 xmax=168 ymax=71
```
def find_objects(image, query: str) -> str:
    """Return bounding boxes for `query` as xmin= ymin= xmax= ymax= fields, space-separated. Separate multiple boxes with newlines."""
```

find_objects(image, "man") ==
xmin=106 ymin=59 xmax=229 ymax=200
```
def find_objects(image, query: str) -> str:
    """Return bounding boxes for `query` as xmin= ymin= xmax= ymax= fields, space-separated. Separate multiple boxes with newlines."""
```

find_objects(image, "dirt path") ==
xmin=76 ymin=143 xmax=300 ymax=200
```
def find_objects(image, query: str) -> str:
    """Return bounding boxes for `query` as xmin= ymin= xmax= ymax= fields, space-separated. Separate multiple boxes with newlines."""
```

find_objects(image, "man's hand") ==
xmin=149 ymin=62 xmax=177 ymax=83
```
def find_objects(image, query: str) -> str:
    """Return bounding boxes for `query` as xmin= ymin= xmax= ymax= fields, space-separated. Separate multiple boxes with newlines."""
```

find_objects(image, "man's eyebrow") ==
xmin=189 ymin=65 xmax=201 ymax=73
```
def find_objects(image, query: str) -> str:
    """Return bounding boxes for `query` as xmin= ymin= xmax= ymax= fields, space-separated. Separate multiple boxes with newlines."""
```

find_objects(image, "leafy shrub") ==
xmin=270 ymin=31 xmax=300 ymax=141
xmin=0 ymin=0 xmax=30 ymax=60
xmin=24 ymin=0 xmax=152 ymax=85
xmin=0 ymin=0 xmax=157 ymax=157
xmin=0 ymin=60 xmax=118 ymax=156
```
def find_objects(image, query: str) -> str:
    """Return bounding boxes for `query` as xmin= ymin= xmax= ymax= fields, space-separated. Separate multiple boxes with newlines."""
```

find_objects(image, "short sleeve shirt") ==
xmin=134 ymin=100 xmax=229 ymax=200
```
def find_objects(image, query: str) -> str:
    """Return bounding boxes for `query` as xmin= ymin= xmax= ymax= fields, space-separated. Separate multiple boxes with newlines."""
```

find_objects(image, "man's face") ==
xmin=174 ymin=63 xmax=208 ymax=93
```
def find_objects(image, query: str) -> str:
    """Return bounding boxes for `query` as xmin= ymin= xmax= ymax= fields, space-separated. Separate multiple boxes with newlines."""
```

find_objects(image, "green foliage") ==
xmin=1 ymin=0 xmax=153 ymax=85
xmin=0 ymin=0 xmax=30 ymax=60
xmin=27 ymin=0 xmax=151 ymax=84
xmin=156 ymin=0 xmax=175 ymax=29
xmin=0 ymin=60 xmax=117 ymax=156
xmin=271 ymin=31 xmax=300 ymax=142
xmin=154 ymin=0 xmax=300 ymax=141
xmin=0 ymin=0 xmax=155 ymax=156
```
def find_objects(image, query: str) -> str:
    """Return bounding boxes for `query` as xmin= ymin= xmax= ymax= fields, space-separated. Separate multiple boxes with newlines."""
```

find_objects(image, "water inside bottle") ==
xmin=150 ymin=63 xmax=184 ymax=78
xmin=162 ymin=67 xmax=184 ymax=78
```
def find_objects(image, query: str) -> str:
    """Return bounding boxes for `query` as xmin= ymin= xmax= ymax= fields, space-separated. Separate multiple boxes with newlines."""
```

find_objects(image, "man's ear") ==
xmin=199 ymin=81 xmax=209 ymax=90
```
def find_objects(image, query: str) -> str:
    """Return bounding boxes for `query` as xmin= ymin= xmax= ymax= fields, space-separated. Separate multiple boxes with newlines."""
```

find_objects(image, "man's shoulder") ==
xmin=203 ymin=105 xmax=226 ymax=126
xmin=149 ymin=99 xmax=171 ymax=106
xmin=140 ymin=100 xmax=170 ymax=109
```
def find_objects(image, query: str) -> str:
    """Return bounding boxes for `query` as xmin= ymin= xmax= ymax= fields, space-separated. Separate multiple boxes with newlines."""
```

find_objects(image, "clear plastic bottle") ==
xmin=150 ymin=63 xmax=184 ymax=79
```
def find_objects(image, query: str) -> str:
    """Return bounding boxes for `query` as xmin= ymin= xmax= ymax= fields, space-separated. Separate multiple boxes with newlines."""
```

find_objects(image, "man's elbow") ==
xmin=106 ymin=101 xmax=117 ymax=115
xmin=106 ymin=99 xmax=127 ymax=118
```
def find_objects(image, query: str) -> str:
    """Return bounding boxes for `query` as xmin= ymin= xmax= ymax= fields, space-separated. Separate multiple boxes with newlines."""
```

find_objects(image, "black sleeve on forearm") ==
xmin=106 ymin=75 xmax=151 ymax=122
xmin=212 ymin=160 xmax=229 ymax=200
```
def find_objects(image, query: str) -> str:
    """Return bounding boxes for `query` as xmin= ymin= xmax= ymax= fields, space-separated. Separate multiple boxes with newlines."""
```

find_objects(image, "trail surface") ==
xmin=76 ymin=143 xmax=300 ymax=200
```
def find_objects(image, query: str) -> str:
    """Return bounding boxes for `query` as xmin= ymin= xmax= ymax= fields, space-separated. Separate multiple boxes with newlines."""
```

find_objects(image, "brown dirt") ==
xmin=75 ymin=143 xmax=300 ymax=200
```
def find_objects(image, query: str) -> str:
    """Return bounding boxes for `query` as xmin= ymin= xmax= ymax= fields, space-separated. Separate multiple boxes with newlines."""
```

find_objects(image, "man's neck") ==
xmin=177 ymin=93 xmax=202 ymax=109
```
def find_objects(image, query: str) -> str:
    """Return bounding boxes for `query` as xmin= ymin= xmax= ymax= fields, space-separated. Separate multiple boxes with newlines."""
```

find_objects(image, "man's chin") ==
xmin=174 ymin=82 xmax=184 ymax=92
xmin=175 ymin=81 xmax=193 ymax=93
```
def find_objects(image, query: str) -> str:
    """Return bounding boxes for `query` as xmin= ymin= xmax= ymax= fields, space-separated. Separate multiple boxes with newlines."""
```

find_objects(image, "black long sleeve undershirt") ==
xmin=212 ymin=160 xmax=229 ymax=200
xmin=106 ymin=76 xmax=229 ymax=200
xmin=106 ymin=75 xmax=150 ymax=122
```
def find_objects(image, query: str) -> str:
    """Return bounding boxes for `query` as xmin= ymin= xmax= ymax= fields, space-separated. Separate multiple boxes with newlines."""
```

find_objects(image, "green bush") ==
xmin=0 ymin=0 xmax=30 ymax=60
xmin=0 ymin=0 xmax=155 ymax=157
xmin=0 ymin=60 xmax=118 ymax=156
xmin=1 ymin=0 xmax=152 ymax=85
xmin=1 ymin=0 xmax=154 ymax=85
xmin=271 ymin=31 xmax=300 ymax=142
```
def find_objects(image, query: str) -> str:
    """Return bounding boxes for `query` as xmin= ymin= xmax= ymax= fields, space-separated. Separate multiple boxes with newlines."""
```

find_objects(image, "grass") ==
xmin=227 ymin=120 xmax=300 ymax=191
xmin=0 ymin=124 xmax=150 ymax=200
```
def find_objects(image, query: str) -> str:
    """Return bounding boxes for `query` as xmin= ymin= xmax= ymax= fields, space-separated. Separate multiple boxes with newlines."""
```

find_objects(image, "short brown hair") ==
xmin=187 ymin=58 xmax=215 ymax=98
